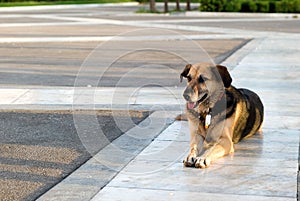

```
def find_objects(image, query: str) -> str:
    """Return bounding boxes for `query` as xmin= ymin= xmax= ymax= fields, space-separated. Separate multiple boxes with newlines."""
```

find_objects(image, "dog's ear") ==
xmin=180 ymin=64 xmax=192 ymax=82
xmin=216 ymin=64 xmax=232 ymax=88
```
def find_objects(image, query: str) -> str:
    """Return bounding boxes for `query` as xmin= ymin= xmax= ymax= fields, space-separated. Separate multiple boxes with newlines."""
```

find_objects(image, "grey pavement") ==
xmin=0 ymin=3 xmax=299 ymax=201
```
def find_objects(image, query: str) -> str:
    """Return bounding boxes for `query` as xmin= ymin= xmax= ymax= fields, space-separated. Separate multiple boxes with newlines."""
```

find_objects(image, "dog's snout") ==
xmin=183 ymin=87 xmax=192 ymax=101
xmin=183 ymin=93 xmax=190 ymax=101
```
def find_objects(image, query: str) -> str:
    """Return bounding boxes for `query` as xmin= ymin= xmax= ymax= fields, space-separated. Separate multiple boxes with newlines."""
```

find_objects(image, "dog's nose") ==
xmin=183 ymin=93 xmax=190 ymax=101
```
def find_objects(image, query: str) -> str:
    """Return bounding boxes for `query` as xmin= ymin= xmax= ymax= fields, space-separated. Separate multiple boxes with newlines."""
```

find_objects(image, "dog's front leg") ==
xmin=195 ymin=123 xmax=234 ymax=168
xmin=183 ymin=120 xmax=204 ymax=167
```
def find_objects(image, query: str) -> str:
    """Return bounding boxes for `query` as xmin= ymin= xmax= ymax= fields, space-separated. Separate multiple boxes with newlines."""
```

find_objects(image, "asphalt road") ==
xmin=0 ymin=3 xmax=299 ymax=201
xmin=0 ymin=110 xmax=149 ymax=201
xmin=0 ymin=39 xmax=246 ymax=87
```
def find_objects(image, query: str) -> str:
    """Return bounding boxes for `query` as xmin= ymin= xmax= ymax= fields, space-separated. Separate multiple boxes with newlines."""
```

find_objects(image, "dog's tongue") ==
xmin=187 ymin=102 xmax=196 ymax=109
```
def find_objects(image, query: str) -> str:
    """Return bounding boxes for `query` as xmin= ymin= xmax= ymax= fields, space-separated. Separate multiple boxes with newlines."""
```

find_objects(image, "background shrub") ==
xmin=223 ymin=0 xmax=242 ymax=12
xmin=241 ymin=1 xmax=257 ymax=12
xmin=199 ymin=0 xmax=226 ymax=12
xmin=293 ymin=0 xmax=300 ymax=12
xmin=268 ymin=1 xmax=276 ymax=13
xmin=256 ymin=1 xmax=269 ymax=12
xmin=275 ymin=0 xmax=289 ymax=12
xmin=285 ymin=0 xmax=300 ymax=13
xmin=199 ymin=0 xmax=300 ymax=13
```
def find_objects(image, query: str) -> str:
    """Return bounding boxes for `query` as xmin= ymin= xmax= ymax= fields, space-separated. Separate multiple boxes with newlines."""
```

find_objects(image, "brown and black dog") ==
xmin=180 ymin=63 xmax=264 ymax=168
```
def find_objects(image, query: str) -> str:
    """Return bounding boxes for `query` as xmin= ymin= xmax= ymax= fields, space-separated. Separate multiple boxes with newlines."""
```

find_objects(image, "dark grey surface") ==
xmin=0 ymin=39 xmax=247 ymax=87
xmin=0 ymin=110 xmax=149 ymax=201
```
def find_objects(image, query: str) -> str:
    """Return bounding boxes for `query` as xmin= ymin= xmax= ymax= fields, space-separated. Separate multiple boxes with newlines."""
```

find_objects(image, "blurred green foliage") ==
xmin=199 ymin=0 xmax=300 ymax=13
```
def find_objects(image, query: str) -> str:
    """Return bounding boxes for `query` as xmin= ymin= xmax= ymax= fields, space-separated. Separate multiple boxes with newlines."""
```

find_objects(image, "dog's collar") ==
xmin=217 ymin=91 xmax=225 ymax=101
xmin=200 ymin=92 xmax=225 ymax=129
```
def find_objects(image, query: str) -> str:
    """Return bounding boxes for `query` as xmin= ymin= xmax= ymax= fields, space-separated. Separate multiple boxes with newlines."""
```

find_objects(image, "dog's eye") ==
xmin=187 ymin=75 xmax=192 ymax=82
xmin=198 ymin=75 xmax=207 ymax=83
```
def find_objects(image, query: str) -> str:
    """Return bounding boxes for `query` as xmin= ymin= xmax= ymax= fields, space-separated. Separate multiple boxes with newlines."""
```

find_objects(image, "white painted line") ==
xmin=0 ymin=22 xmax=94 ymax=28
xmin=28 ymin=14 xmax=123 ymax=24
xmin=0 ymin=89 xmax=29 ymax=104
xmin=0 ymin=36 xmax=113 ymax=43
xmin=185 ymin=11 xmax=299 ymax=18
xmin=135 ymin=17 xmax=297 ymax=24
xmin=1 ymin=31 xmax=297 ymax=43
xmin=0 ymin=2 xmax=139 ymax=12
xmin=0 ymin=34 xmax=245 ymax=43
xmin=0 ymin=87 xmax=185 ymax=106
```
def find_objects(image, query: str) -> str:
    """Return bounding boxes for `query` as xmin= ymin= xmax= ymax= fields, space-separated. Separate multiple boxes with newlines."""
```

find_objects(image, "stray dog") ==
xmin=180 ymin=63 xmax=264 ymax=168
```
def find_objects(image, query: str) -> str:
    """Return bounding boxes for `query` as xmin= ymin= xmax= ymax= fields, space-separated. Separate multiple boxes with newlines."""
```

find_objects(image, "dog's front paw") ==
xmin=183 ymin=155 xmax=196 ymax=167
xmin=195 ymin=157 xmax=211 ymax=168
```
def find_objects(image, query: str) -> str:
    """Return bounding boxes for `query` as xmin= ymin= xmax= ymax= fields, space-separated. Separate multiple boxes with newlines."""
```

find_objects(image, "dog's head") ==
xmin=180 ymin=63 xmax=232 ymax=110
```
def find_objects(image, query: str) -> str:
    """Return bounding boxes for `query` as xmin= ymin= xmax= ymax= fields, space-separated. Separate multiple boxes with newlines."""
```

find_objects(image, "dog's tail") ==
xmin=175 ymin=113 xmax=188 ymax=121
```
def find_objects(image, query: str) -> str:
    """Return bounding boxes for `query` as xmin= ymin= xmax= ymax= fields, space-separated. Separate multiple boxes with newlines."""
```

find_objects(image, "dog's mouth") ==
xmin=187 ymin=93 xmax=208 ymax=109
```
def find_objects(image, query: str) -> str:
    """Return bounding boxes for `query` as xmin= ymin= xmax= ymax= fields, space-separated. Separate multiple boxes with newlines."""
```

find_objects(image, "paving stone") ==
xmin=93 ymin=187 xmax=295 ymax=201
